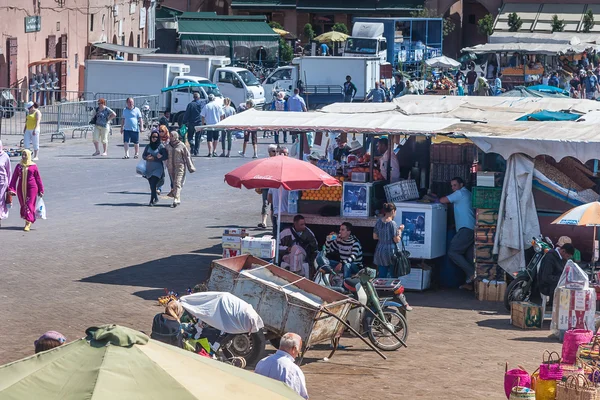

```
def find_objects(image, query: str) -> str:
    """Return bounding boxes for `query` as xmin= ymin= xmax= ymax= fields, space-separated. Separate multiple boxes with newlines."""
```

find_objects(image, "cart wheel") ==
xmin=223 ymin=332 xmax=266 ymax=366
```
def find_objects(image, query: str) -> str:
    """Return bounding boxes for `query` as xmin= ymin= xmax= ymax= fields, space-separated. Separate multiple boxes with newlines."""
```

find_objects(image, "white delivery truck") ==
xmin=139 ymin=54 xmax=265 ymax=110
xmin=262 ymin=56 xmax=382 ymax=107
xmin=84 ymin=59 xmax=226 ymax=127
xmin=343 ymin=22 xmax=387 ymax=63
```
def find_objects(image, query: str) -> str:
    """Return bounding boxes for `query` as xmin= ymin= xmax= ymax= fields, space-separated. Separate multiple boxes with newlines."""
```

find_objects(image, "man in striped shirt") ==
xmin=325 ymin=222 xmax=363 ymax=278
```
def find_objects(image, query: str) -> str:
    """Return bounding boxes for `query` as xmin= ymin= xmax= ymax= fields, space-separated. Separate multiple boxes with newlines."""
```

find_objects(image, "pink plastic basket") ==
xmin=504 ymin=363 xmax=531 ymax=399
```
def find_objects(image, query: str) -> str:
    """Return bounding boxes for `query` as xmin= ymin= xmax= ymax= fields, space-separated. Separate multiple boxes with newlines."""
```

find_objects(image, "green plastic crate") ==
xmin=472 ymin=187 xmax=502 ymax=209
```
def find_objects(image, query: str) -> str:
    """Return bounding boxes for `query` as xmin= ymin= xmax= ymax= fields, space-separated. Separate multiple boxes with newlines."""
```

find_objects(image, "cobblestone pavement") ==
xmin=0 ymin=133 xmax=560 ymax=399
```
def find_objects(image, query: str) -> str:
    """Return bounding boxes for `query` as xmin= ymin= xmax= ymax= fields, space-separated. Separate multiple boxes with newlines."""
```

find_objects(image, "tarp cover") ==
xmin=516 ymin=110 xmax=581 ymax=121
xmin=527 ymin=84 xmax=569 ymax=96
xmin=493 ymin=154 xmax=541 ymax=274
xmin=179 ymin=292 xmax=264 ymax=334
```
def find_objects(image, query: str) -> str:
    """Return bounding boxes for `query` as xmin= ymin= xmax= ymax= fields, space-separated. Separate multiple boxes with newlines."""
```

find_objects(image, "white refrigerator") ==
xmin=394 ymin=201 xmax=447 ymax=259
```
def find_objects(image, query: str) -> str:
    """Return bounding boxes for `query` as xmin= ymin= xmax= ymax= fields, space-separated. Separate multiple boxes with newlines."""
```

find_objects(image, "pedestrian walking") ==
xmin=474 ymin=72 xmax=489 ymax=96
xmin=493 ymin=73 xmax=503 ymax=96
xmin=343 ymin=75 xmax=357 ymax=102
xmin=121 ymin=97 xmax=143 ymax=159
xmin=238 ymin=100 xmax=259 ymax=158
xmin=391 ymin=74 xmax=405 ymax=99
xmin=8 ymin=149 xmax=44 ymax=232
xmin=255 ymin=332 xmax=309 ymax=399
xmin=91 ymin=98 xmax=116 ymax=157
xmin=165 ymin=131 xmax=196 ymax=208
xmin=200 ymin=94 xmax=224 ymax=158
xmin=157 ymin=126 xmax=170 ymax=195
xmin=466 ymin=67 xmax=477 ymax=96
xmin=219 ymin=98 xmax=236 ymax=157
xmin=373 ymin=202 xmax=402 ymax=278
xmin=287 ymin=88 xmax=307 ymax=112
xmin=0 ymin=141 xmax=11 ymax=227
xmin=584 ymin=70 xmax=599 ymax=100
xmin=23 ymin=101 xmax=41 ymax=160
xmin=182 ymin=92 xmax=204 ymax=156
xmin=270 ymin=92 xmax=287 ymax=144
xmin=456 ymin=71 xmax=465 ymax=96
xmin=365 ymin=82 xmax=386 ymax=103
xmin=143 ymin=130 xmax=168 ymax=207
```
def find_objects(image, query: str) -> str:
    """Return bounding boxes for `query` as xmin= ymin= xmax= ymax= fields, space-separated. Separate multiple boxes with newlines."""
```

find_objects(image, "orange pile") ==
xmin=301 ymin=178 xmax=343 ymax=201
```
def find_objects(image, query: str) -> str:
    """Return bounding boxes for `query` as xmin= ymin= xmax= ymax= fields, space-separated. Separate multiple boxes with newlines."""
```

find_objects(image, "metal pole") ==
xmin=275 ymin=186 xmax=283 ymax=263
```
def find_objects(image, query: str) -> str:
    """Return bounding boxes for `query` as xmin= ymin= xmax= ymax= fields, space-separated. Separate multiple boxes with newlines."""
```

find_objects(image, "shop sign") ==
xmin=25 ymin=16 xmax=41 ymax=33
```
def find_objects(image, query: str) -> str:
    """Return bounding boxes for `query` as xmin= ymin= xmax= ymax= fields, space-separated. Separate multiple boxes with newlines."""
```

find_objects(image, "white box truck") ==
xmin=262 ymin=56 xmax=382 ymax=107
xmin=139 ymin=54 xmax=265 ymax=110
xmin=84 ymin=59 xmax=224 ymax=126
xmin=344 ymin=22 xmax=387 ymax=63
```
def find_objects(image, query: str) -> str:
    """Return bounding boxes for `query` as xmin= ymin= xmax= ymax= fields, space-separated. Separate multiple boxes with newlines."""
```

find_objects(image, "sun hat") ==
xmin=349 ymin=140 xmax=363 ymax=153
xmin=25 ymin=101 xmax=34 ymax=109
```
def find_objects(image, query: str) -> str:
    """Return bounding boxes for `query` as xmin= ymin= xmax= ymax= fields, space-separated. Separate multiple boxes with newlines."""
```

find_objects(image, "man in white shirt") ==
xmin=200 ymin=94 xmax=224 ymax=158
xmin=268 ymin=187 xmax=289 ymax=239
xmin=255 ymin=332 xmax=309 ymax=399
xmin=377 ymin=137 xmax=400 ymax=183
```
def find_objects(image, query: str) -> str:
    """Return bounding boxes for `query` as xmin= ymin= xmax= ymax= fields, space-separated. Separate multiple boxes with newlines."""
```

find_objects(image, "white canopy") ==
xmin=425 ymin=56 xmax=461 ymax=68
xmin=462 ymin=42 xmax=600 ymax=55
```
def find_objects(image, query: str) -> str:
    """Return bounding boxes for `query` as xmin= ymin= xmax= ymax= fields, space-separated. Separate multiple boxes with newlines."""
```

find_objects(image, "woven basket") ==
xmin=564 ymin=330 xmax=594 ymax=365
xmin=509 ymin=386 xmax=535 ymax=400
xmin=505 ymin=363 xmax=531 ymax=399
xmin=540 ymin=351 xmax=563 ymax=380
xmin=556 ymin=374 xmax=598 ymax=400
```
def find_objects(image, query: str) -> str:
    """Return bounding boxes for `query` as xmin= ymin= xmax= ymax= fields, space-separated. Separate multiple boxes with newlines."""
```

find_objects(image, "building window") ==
xmin=90 ymin=14 xmax=94 ymax=31
xmin=469 ymin=15 xmax=476 ymax=24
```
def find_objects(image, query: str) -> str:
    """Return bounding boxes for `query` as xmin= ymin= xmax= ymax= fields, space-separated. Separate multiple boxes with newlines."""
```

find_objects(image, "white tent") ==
xmin=424 ymin=56 xmax=461 ymax=68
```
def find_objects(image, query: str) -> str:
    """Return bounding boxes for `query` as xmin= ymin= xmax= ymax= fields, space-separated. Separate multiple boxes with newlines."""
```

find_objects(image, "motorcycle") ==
xmin=503 ymin=236 xmax=553 ymax=311
xmin=141 ymin=99 xmax=151 ymax=131
xmin=314 ymin=252 xmax=408 ymax=351
xmin=179 ymin=292 xmax=267 ymax=366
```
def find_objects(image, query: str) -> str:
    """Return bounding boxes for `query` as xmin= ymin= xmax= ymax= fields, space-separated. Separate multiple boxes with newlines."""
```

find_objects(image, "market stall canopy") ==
xmin=461 ymin=41 xmax=600 ymax=55
xmin=92 ymin=42 xmax=159 ymax=55
xmin=0 ymin=324 xmax=303 ymax=399
xmin=203 ymin=108 xmax=459 ymax=134
xmin=295 ymin=0 xmax=424 ymax=13
xmin=489 ymin=31 xmax=600 ymax=45
xmin=424 ymin=56 xmax=461 ymax=68
xmin=177 ymin=18 xmax=279 ymax=41
xmin=314 ymin=31 xmax=349 ymax=43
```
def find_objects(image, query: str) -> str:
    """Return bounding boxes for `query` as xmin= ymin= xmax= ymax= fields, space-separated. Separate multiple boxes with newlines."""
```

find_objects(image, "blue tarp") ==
xmin=161 ymin=82 xmax=217 ymax=92
xmin=527 ymin=84 xmax=569 ymax=96
xmin=517 ymin=110 xmax=581 ymax=121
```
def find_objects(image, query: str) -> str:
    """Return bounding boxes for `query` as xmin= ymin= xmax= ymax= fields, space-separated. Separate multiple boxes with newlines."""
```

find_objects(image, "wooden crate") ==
xmin=475 ymin=209 xmax=499 ymax=227
xmin=476 ymin=280 xmax=506 ymax=302
xmin=510 ymin=301 xmax=542 ymax=329
xmin=475 ymin=226 xmax=496 ymax=244
xmin=475 ymin=263 xmax=504 ymax=280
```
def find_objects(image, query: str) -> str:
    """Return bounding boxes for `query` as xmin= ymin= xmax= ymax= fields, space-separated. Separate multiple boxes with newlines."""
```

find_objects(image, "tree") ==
xmin=269 ymin=21 xmax=284 ymax=30
xmin=507 ymin=12 xmax=522 ymax=32
xmin=583 ymin=10 xmax=595 ymax=33
xmin=477 ymin=14 xmax=494 ymax=37
xmin=410 ymin=8 xmax=455 ymax=36
xmin=331 ymin=22 xmax=349 ymax=35
xmin=279 ymin=38 xmax=293 ymax=62
xmin=303 ymin=23 xmax=315 ymax=42
xmin=551 ymin=14 xmax=565 ymax=32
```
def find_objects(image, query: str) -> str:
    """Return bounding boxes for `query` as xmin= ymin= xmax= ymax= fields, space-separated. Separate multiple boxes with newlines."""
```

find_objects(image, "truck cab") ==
xmin=344 ymin=22 xmax=387 ymax=64
xmin=213 ymin=67 xmax=265 ymax=110
xmin=168 ymin=76 xmax=224 ymax=127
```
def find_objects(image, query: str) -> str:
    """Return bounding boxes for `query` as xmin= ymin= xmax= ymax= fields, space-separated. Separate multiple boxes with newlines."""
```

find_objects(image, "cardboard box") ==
xmin=401 ymin=268 xmax=431 ymax=291
xmin=477 ymin=171 xmax=503 ymax=187
xmin=241 ymin=247 xmax=275 ymax=259
xmin=475 ymin=226 xmax=496 ymax=244
xmin=474 ymin=244 xmax=497 ymax=263
xmin=475 ymin=209 xmax=499 ymax=227
xmin=476 ymin=280 xmax=506 ymax=302
xmin=222 ymin=249 xmax=242 ymax=258
xmin=222 ymin=235 xmax=242 ymax=249
xmin=241 ymin=237 xmax=275 ymax=250
xmin=223 ymin=228 xmax=247 ymax=236
xmin=511 ymin=301 xmax=542 ymax=329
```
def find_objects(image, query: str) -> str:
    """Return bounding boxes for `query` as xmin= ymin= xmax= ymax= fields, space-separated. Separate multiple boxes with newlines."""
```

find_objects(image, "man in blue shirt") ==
xmin=200 ymin=94 xmax=224 ymax=157
xmin=120 ymin=97 xmax=143 ymax=159
xmin=182 ymin=92 xmax=204 ymax=156
xmin=320 ymin=43 xmax=329 ymax=56
xmin=287 ymin=88 xmax=307 ymax=112
xmin=365 ymin=82 xmax=386 ymax=103
xmin=584 ymin=70 xmax=599 ymax=100
xmin=440 ymin=177 xmax=475 ymax=290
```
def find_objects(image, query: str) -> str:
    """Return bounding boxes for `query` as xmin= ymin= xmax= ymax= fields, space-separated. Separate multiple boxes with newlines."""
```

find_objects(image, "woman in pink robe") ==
xmin=8 ymin=149 xmax=44 ymax=231
xmin=0 ymin=140 xmax=11 ymax=227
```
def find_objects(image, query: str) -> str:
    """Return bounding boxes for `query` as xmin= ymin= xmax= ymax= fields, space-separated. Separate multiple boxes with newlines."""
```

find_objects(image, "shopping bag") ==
xmin=136 ymin=159 xmax=147 ymax=176
xmin=534 ymin=378 xmax=556 ymax=400
xmin=539 ymin=350 xmax=563 ymax=380
xmin=35 ymin=197 xmax=46 ymax=220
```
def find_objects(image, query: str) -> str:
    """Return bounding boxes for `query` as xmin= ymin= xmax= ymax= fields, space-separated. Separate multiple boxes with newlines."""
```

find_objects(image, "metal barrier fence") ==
xmin=0 ymin=87 xmax=92 ymax=107
xmin=0 ymin=94 xmax=160 ymax=143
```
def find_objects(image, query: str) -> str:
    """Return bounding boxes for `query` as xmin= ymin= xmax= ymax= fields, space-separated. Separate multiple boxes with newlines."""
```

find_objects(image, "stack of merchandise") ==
xmin=241 ymin=236 xmax=276 ymax=259
xmin=221 ymin=228 xmax=248 ymax=258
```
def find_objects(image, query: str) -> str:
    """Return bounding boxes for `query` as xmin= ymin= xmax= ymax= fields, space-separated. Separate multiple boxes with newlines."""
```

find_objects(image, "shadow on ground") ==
xmin=408 ymin=290 xmax=509 ymax=313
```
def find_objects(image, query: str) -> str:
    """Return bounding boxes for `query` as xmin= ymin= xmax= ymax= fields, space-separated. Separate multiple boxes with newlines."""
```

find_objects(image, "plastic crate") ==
xmin=384 ymin=180 xmax=419 ymax=203
xmin=471 ymin=186 xmax=502 ymax=209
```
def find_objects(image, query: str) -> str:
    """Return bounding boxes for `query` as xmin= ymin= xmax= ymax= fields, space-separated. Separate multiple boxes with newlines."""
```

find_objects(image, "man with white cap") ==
xmin=200 ymin=94 xmax=224 ymax=158
xmin=23 ymin=101 xmax=42 ymax=160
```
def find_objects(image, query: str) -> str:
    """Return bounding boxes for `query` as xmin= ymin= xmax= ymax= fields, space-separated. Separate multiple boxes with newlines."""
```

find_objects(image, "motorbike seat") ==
xmin=329 ymin=286 xmax=346 ymax=294
xmin=343 ymin=278 xmax=360 ymax=293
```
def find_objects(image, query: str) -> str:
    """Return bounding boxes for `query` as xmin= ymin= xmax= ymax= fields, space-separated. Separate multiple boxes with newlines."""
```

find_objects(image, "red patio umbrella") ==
xmin=225 ymin=156 xmax=340 ymax=262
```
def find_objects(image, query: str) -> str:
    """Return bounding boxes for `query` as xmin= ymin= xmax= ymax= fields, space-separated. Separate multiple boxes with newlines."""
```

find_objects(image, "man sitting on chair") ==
xmin=538 ymin=243 xmax=575 ymax=297
xmin=278 ymin=215 xmax=318 ymax=278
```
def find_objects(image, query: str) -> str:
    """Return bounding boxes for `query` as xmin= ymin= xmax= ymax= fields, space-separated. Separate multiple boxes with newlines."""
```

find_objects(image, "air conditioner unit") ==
xmin=170 ymin=64 xmax=191 ymax=74
xmin=211 ymin=57 xmax=231 ymax=67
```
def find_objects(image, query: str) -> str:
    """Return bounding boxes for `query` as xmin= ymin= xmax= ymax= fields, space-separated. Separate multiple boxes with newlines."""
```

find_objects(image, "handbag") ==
xmin=556 ymin=374 xmax=598 ymax=400
xmin=539 ymin=350 xmax=563 ymax=380
xmin=392 ymin=240 xmax=411 ymax=277
xmin=135 ymin=159 xmax=147 ymax=176
xmin=89 ymin=107 xmax=98 ymax=125
xmin=5 ymin=191 xmax=12 ymax=205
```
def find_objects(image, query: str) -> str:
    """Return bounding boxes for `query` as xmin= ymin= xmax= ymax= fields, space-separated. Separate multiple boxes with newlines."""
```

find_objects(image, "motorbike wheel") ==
xmin=504 ymin=276 xmax=531 ymax=312
xmin=366 ymin=308 xmax=408 ymax=351
xmin=223 ymin=331 xmax=266 ymax=366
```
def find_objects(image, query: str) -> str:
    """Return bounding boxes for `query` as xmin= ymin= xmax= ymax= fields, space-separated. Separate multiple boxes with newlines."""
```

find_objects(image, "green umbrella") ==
xmin=0 ymin=325 xmax=303 ymax=400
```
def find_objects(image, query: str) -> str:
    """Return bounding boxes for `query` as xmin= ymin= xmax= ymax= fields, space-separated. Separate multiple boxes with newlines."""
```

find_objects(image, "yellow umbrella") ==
xmin=314 ymin=31 xmax=349 ymax=43
xmin=272 ymin=28 xmax=289 ymax=36
xmin=552 ymin=201 xmax=600 ymax=262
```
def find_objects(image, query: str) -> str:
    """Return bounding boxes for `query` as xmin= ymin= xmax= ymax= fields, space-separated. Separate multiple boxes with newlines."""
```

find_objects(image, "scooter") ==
xmin=503 ymin=236 xmax=553 ymax=311
xmin=314 ymin=252 xmax=408 ymax=351
xmin=141 ymin=99 xmax=151 ymax=131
